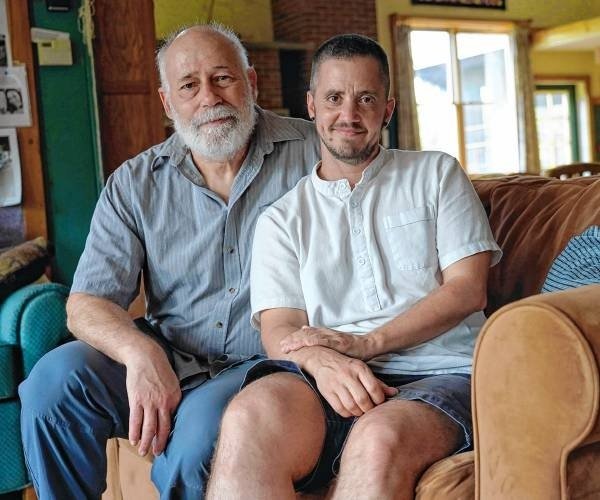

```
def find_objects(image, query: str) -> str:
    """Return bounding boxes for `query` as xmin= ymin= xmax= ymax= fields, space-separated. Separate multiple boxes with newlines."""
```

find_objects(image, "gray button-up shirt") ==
xmin=72 ymin=107 xmax=320 ymax=385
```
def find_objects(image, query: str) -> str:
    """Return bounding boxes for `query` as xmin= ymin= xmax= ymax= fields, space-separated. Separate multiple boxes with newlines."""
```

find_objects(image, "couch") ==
xmin=0 ymin=237 xmax=70 ymax=495
xmin=99 ymin=174 xmax=600 ymax=499
xmin=13 ymin=176 xmax=600 ymax=499
xmin=96 ymin=174 xmax=600 ymax=499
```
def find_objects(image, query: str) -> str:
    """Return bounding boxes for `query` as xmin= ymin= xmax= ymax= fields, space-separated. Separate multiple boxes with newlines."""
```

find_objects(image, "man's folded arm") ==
xmin=281 ymin=251 xmax=491 ymax=360
xmin=364 ymin=250 xmax=491 ymax=358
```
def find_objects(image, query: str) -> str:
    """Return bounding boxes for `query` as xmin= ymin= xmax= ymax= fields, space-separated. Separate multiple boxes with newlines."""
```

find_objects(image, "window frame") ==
xmin=410 ymin=24 xmax=518 ymax=171
xmin=535 ymin=84 xmax=580 ymax=166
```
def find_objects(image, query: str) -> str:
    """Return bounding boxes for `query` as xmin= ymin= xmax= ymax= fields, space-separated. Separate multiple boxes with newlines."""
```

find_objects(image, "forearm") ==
xmin=66 ymin=292 xmax=163 ymax=366
xmin=366 ymin=275 xmax=486 ymax=358
xmin=260 ymin=309 xmax=333 ymax=372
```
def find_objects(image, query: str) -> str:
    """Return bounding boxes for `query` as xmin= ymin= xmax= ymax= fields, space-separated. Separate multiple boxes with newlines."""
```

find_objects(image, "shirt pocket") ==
xmin=384 ymin=205 xmax=436 ymax=270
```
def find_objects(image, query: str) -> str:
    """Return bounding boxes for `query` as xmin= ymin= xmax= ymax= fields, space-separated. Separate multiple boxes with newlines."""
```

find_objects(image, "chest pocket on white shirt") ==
xmin=384 ymin=205 xmax=436 ymax=270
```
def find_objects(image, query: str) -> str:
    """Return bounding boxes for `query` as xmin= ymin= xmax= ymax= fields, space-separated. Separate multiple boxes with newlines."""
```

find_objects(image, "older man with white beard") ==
xmin=19 ymin=24 xmax=319 ymax=500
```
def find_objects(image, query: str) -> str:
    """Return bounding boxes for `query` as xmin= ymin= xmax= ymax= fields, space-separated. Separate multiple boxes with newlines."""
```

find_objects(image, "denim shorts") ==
xmin=240 ymin=358 xmax=472 ymax=493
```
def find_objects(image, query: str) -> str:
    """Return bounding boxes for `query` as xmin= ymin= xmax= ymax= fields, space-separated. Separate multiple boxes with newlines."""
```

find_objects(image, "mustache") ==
xmin=329 ymin=122 xmax=367 ymax=133
xmin=191 ymin=105 xmax=239 ymax=127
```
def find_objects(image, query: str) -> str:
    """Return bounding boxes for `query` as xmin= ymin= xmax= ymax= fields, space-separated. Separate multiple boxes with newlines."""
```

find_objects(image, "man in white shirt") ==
xmin=207 ymin=34 xmax=501 ymax=499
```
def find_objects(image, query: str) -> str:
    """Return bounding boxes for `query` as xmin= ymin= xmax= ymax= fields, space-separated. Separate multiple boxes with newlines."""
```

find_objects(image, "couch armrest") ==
xmin=0 ymin=283 xmax=71 ymax=377
xmin=473 ymin=284 xmax=600 ymax=500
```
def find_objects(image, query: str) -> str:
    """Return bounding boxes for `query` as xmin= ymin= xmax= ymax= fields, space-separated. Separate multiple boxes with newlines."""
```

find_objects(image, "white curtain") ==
xmin=392 ymin=23 xmax=421 ymax=151
xmin=514 ymin=23 xmax=541 ymax=174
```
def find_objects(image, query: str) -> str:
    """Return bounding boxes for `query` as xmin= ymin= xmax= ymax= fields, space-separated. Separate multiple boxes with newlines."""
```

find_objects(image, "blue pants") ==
xmin=19 ymin=341 xmax=262 ymax=500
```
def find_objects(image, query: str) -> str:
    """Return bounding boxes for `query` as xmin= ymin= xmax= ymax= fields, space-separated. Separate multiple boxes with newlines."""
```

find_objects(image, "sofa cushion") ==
xmin=541 ymin=226 xmax=600 ymax=292
xmin=0 ymin=344 xmax=17 ymax=399
xmin=472 ymin=176 xmax=600 ymax=315
xmin=0 ymin=399 xmax=29 ymax=493
xmin=415 ymin=451 xmax=474 ymax=499
xmin=0 ymin=237 xmax=49 ymax=302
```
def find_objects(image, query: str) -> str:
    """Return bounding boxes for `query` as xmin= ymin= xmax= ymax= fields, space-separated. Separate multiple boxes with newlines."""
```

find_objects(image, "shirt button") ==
xmin=225 ymin=247 xmax=235 ymax=254
xmin=215 ymin=321 xmax=223 ymax=329
xmin=358 ymin=257 xmax=366 ymax=265
xmin=351 ymin=201 xmax=359 ymax=208
xmin=228 ymin=287 xmax=236 ymax=294
xmin=352 ymin=228 xmax=361 ymax=235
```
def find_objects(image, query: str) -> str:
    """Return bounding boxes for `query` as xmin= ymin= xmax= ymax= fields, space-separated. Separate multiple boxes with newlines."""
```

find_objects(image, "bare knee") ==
xmin=343 ymin=401 xmax=460 ymax=477
xmin=214 ymin=372 xmax=325 ymax=481
xmin=220 ymin=373 xmax=315 ymax=440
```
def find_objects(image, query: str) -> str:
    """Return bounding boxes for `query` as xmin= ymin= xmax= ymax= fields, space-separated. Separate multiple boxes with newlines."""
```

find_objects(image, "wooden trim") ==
xmin=7 ymin=0 xmax=47 ymax=240
xmin=99 ymin=81 xmax=153 ymax=95
xmin=141 ymin=0 xmax=167 ymax=147
xmin=392 ymin=15 xmax=519 ymax=33
xmin=389 ymin=14 xmax=400 ymax=101
xmin=23 ymin=486 xmax=37 ymax=500
xmin=534 ymin=74 xmax=592 ymax=88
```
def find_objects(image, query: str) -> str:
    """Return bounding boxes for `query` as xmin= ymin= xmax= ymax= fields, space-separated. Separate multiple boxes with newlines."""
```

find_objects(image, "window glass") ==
xmin=410 ymin=30 xmax=519 ymax=173
xmin=535 ymin=88 xmax=575 ymax=169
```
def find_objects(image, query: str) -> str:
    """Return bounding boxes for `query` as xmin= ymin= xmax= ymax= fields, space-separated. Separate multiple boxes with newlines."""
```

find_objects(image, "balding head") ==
xmin=156 ymin=23 xmax=249 ymax=93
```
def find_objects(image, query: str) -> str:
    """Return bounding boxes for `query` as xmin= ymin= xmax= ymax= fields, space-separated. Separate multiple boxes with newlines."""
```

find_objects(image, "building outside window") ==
xmin=410 ymin=30 xmax=520 ymax=174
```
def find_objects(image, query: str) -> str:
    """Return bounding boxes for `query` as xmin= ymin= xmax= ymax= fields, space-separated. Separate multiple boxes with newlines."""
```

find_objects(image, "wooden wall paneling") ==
xmin=7 ymin=0 xmax=47 ymax=239
xmin=92 ymin=0 xmax=165 ymax=178
xmin=99 ymin=94 xmax=161 ymax=174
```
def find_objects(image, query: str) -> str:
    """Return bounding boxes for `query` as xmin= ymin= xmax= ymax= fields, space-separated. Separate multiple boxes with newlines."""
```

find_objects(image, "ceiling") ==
xmin=533 ymin=16 xmax=600 ymax=51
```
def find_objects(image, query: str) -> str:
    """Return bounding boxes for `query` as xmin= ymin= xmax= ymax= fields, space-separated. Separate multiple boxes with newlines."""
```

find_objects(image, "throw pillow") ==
xmin=542 ymin=226 xmax=600 ymax=293
xmin=0 ymin=237 xmax=49 ymax=302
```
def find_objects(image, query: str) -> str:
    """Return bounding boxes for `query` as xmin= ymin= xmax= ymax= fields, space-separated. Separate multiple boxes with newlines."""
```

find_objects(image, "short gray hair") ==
xmin=156 ymin=23 xmax=250 ymax=92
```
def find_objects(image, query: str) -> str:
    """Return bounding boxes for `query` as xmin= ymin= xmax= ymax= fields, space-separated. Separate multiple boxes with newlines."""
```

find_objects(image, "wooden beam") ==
xmin=533 ymin=16 xmax=600 ymax=51
xmin=393 ymin=15 xmax=516 ymax=33
xmin=7 ymin=0 xmax=47 ymax=240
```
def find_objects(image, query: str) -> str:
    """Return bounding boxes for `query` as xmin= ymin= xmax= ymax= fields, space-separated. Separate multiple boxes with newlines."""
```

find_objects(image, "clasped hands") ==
xmin=281 ymin=326 xmax=398 ymax=418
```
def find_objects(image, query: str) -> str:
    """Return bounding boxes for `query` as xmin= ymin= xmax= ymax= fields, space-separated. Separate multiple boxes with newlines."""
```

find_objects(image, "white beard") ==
xmin=171 ymin=93 xmax=257 ymax=162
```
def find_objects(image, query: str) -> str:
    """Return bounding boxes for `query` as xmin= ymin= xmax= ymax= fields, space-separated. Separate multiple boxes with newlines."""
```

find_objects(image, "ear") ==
xmin=384 ymin=97 xmax=395 ymax=126
xmin=158 ymin=87 xmax=173 ymax=120
xmin=306 ymin=91 xmax=315 ymax=120
xmin=247 ymin=67 xmax=258 ymax=100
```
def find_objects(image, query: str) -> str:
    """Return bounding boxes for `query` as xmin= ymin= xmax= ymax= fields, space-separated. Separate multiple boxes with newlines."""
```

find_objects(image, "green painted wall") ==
xmin=30 ymin=0 xmax=102 ymax=284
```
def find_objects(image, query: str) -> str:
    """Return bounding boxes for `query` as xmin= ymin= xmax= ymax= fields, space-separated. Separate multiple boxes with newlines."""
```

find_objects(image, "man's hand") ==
xmin=302 ymin=347 xmax=397 ymax=418
xmin=280 ymin=326 xmax=373 ymax=360
xmin=66 ymin=293 xmax=183 ymax=456
xmin=259 ymin=308 xmax=395 ymax=417
xmin=125 ymin=345 xmax=181 ymax=457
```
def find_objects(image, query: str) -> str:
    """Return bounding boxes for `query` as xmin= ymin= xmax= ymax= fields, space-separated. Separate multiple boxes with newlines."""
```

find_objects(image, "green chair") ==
xmin=0 ymin=282 xmax=70 ymax=494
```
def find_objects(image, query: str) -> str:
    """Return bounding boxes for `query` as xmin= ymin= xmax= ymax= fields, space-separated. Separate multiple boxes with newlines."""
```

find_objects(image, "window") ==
xmin=534 ymin=85 xmax=579 ymax=169
xmin=410 ymin=30 xmax=520 ymax=174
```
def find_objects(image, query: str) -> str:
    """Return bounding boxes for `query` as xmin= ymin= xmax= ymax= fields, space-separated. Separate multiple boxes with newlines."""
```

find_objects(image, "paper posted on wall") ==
xmin=0 ymin=128 xmax=22 ymax=207
xmin=0 ymin=66 xmax=32 ymax=128
xmin=0 ymin=0 xmax=12 ymax=67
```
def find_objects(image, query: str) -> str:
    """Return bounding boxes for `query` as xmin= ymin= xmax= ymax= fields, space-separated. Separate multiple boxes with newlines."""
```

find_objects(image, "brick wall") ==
xmin=247 ymin=47 xmax=284 ymax=111
xmin=272 ymin=0 xmax=377 ymax=117
xmin=273 ymin=0 xmax=377 ymax=43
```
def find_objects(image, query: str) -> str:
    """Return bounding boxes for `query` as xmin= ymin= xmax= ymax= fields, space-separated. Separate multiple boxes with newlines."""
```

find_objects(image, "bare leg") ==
xmin=207 ymin=373 xmax=326 ymax=500
xmin=330 ymin=400 xmax=461 ymax=500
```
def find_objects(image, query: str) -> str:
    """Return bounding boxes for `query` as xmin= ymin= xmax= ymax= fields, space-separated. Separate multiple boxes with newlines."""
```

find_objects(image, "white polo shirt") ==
xmin=251 ymin=147 xmax=502 ymax=375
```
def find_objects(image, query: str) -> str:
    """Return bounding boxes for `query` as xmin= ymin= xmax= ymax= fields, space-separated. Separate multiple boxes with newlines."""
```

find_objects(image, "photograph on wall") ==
xmin=0 ymin=66 xmax=31 ymax=127
xmin=0 ymin=128 xmax=22 ymax=207
xmin=411 ymin=0 xmax=505 ymax=8
xmin=0 ymin=0 xmax=12 ymax=66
